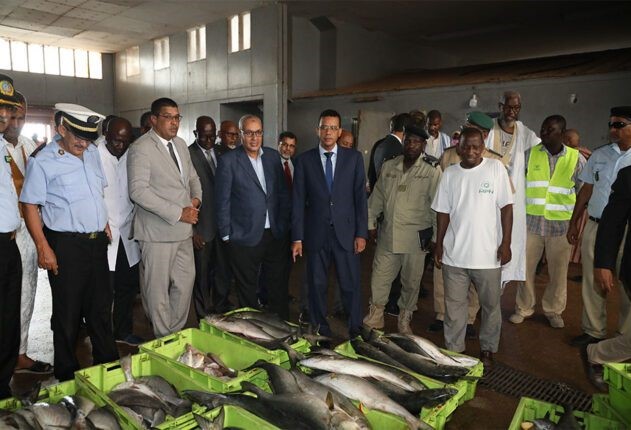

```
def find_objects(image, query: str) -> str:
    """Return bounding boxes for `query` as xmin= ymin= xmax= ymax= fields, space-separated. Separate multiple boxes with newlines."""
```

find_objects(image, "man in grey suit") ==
xmin=128 ymin=97 xmax=202 ymax=337
xmin=215 ymin=115 xmax=291 ymax=319
xmin=189 ymin=116 xmax=232 ymax=318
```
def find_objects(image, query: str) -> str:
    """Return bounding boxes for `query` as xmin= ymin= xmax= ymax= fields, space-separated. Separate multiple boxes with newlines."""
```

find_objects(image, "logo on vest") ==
xmin=479 ymin=181 xmax=494 ymax=194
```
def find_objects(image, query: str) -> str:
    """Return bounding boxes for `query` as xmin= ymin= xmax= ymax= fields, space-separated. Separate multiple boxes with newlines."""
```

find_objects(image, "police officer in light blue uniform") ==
xmin=0 ymin=73 xmax=22 ymax=399
xmin=20 ymin=103 xmax=118 ymax=381
xmin=568 ymin=106 xmax=631 ymax=347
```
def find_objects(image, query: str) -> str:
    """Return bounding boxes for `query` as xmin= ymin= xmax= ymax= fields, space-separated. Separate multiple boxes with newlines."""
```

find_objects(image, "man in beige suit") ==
xmin=128 ymin=97 xmax=202 ymax=337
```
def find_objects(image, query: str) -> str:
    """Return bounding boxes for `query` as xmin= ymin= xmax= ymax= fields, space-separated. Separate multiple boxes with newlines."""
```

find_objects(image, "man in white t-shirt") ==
xmin=432 ymin=127 xmax=514 ymax=368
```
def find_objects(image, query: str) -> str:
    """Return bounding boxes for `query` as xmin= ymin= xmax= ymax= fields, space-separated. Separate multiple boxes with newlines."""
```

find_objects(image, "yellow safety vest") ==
xmin=526 ymin=144 xmax=579 ymax=220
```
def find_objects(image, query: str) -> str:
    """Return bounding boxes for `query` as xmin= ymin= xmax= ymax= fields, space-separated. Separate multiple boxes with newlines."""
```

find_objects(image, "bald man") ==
xmin=97 ymin=117 xmax=143 ymax=345
xmin=218 ymin=120 xmax=240 ymax=153
xmin=338 ymin=130 xmax=355 ymax=149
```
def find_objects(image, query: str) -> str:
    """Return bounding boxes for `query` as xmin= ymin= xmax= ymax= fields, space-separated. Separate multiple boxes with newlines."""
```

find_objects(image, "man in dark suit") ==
xmin=581 ymin=162 xmax=631 ymax=389
xmin=189 ymin=116 xmax=231 ymax=317
xmin=292 ymin=109 xmax=368 ymax=338
xmin=367 ymin=113 xmax=411 ymax=192
xmin=215 ymin=114 xmax=291 ymax=319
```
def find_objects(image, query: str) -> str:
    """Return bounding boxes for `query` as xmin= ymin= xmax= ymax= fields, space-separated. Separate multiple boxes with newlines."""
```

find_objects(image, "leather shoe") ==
xmin=428 ymin=319 xmax=444 ymax=332
xmin=580 ymin=344 xmax=608 ymax=392
xmin=480 ymin=350 xmax=493 ymax=369
xmin=570 ymin=333 xmax=601 ymax=347
xmin=385 ymin=302 xmax=400 ymax=317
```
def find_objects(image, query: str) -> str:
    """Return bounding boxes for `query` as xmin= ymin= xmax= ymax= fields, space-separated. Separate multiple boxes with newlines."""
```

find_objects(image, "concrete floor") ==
xmin=11 ymin=243 xmax=626 ymax=428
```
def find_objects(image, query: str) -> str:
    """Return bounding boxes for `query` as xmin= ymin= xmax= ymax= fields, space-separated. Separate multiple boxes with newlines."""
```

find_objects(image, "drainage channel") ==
xmin=479 ymin=361 xmax=592 ymax=412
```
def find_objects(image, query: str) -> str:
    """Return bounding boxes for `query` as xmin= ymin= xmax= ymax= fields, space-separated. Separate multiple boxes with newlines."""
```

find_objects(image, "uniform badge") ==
xmin=58 ymin=149 xmax=65 ymax=155
xmin=0 ymin=80 xmax=14 ymax=97
xmin=4 ymin=155 xmax=12 ymax=163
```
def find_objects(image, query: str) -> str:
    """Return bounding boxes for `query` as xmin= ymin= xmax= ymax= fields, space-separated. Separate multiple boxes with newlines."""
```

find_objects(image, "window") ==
xmin=44 ymin=46 xmax=60 ymax=75
xmin=229 ymin=11 xmax=251 ymax=53
xmin=126 ymin=46 xmax=140 ymax=76
xmin=27 ymin=44 xmax=44 ymax=73
xmin=154 ymin=37 xmax=169 ymax=70
xmin=0 ymin=38 xmax=101 ymax=79
xmin=187 ymin=25 xmax=206 ymax=62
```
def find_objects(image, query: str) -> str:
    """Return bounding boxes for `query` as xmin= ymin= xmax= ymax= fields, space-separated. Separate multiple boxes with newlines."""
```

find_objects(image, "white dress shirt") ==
xmin=5 ymin=135 xmax=37 ymax=176
xmin=98 ymin=140 xmax=141 ymax=271
xmin=155 ymin=133 xmax=184 ymax=180
xmin=248 ymin=148 xmax=270 ymax=229
xmin=197 ymin=143 xmax=217 ymax=170
xmin=281 ymin=157 xmax=294 ymax=178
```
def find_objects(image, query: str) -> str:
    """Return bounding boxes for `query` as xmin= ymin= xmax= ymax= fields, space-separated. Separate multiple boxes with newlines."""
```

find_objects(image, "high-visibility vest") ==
xmin=526 ymin=144 xmax=579 ymax=220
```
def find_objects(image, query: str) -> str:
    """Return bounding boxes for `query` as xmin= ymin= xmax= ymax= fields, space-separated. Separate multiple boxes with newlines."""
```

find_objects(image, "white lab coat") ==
xmin=486 ymin=120 xmax=540 ymax=285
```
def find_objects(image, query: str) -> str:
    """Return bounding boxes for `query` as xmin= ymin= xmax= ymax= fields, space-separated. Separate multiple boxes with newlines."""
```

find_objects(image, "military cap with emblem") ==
xmin=611 ymin=106 xmax=631 ymax=120
xmin=0 ymin=74 xmax=20 ymax=107
xmin=55 ymin=103 xmax=105 ymax=142
xmin=404 ymin=124 xmax=429 ymax=140
xmin=466 ymin=111 xmax=494 ymax=131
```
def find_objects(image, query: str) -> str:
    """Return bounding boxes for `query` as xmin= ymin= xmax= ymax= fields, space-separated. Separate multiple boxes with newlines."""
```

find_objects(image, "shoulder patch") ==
xmin=29 ymin=143 xmax=46 ymax=158
xmin=423 ymin=154 xmax=439 ymax=168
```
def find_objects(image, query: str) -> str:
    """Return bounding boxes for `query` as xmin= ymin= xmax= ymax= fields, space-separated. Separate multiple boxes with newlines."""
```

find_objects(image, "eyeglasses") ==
xmin=242 ymin=130 xmax=263 ymax=138
xmin=222 ymin=131 xmax=239 ymax=138
xmin=318 ymin=125 xmax=340 ymax=131
xmin=158 ymin=114 xmax=183 ymax=122
xmin=608 ymin=121 xmax=630 ymax=129
xmin=501 ymin=104 xmax=521 ymax=112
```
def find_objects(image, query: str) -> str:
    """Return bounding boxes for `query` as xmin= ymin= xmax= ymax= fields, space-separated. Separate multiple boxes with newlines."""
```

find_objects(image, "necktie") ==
xmin=167 ymin=141 xmax=180 ymax=172
xmin=207 ymin=149 xmax=216 ymax=175
xmin=324 ymin=152 xmax=333 ymax=192
xmin=283 ymin=160 xmax=292 ymax=189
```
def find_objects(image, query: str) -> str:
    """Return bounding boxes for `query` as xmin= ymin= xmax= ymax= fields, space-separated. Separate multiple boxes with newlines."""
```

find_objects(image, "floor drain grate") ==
xmin=479 ymin=361 xmax=592 ymax=411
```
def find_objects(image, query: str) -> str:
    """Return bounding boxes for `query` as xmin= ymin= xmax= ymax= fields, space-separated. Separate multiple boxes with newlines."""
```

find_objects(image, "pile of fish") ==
xmin=177 ymin=343 xmax=238 ymax=378
xmin=350 ymin=329 xmax=479 ymax=383
xmin=185 ymin=354 xmax=458 ymax=430
xmin=520 ymin=403 xmax=581 ymax=430
xmin=0 ymin=389 xmax=120 ymax=429
xmin=107 ymin=355 xmax=192 ymax=428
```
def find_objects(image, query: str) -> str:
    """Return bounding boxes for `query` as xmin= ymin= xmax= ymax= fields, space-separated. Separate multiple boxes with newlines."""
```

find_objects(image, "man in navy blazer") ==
xmin=292 ymin=109 xmax=368 ymax=338
xmin=215 ymin=114 xmax=291 ymax=319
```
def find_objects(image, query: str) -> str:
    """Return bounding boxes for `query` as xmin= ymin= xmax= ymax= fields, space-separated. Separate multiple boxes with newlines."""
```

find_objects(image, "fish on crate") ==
xmin=108 ymin=355 xmax=192 ymax=428
xmin=177 ymin=343 xmax=237 ymax=378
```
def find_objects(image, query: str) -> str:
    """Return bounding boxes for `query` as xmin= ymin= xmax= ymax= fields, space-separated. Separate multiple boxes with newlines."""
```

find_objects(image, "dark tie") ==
xmin=167 ymin=141 xmax=180 ymax=172
xmin=207 ymin=150 xmax=216 ymax=175
xmin=283 ymin=160 xmax=292 ymax=189
xmin=324 ymin=152 xmax=333 ymax=192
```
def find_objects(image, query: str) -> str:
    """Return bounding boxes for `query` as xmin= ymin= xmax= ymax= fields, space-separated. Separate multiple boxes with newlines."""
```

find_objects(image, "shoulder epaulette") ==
xmin=29 ymin=143 xmax=46 ymax=158
xmin=423 ymin=154 xmax=439 ymax=168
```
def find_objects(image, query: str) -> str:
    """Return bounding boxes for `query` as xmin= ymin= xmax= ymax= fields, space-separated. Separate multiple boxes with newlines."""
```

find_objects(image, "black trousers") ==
xmin=0 ymin=234 xmax=21 ymax=398
xmin=306 ymin=226 xmax=362 ymax=338
xmin=45 ymin=229 xmax=118 ymax=381
xmin=193 ymin=236 xmax=232 ymax=319
xmin=229 ymin=230 xmax=290 ymax=320
xmin=110 ymin=239 xmax=139 ymax=339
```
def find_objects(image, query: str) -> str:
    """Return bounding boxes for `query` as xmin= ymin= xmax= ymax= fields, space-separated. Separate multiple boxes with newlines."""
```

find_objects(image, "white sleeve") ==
xmin=431 ymin=172 xmax=451 ymax=214
xmin=495 ymin=162 xmax=514 ymax=208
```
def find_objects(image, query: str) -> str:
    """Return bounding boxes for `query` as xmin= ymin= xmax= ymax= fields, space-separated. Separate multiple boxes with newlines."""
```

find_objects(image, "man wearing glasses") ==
xmin=21 ymin=103 xmax=119 ymax=381
xmin=568 ymin=106 xmax=631 ymax=348
xmin=127 ymin=97 xmax=202 ymax=337
xmin=485 ymin=91 xmax=540 ymax=296
xmin=217 ymin=120 xmax=240 ymax=153
xmin=215 ymin=115 xmax=291 ymax=319
xmin=292 ymin=109 xmax=368 ymax=339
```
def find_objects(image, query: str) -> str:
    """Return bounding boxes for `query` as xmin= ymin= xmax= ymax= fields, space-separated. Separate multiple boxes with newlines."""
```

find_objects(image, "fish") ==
xmin=364 ymin=379 xmax=458 ymax=415
xmin=385 ymin=333 xmax=479 ymax=368
xmin=177 ymin=344 xmax=238 ymax=378
xmin=351 ymin=338 xmax=411 ymax=370
xmin=194 ymin=408 xmax=225 ymax=430
xmin=314 ymin=373 xmax=433 ymax=430
xmin=366 ymin=335 xmax=470 ymax=383
xmin=228 ymin=310 xmax=300 ymax=334
xmin=299 ymin=355 xmax=426 ymax=392
xmin=85 ymin=407 xmax=122 ymax=430
xmin=204 ymin=315 xmax=279 ymax=341
xmin=555 ymin=404 xmax=581 ymax=430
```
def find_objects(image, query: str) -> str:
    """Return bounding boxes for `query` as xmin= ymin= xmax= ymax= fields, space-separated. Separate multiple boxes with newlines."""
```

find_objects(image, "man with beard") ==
xmin=217 ymin=120 xmax=240 ymax=153
xmin=0 ymin=74 xmax=23 ymax=396
xmin=97 ymin=117 xmax=143 ymax=346
xmin=21 ymin=103 xmax=118 ymax=381
xmin=4 ymin=91 xmax=52 ymax=374
xmin=363 ymin=125 xmax=441 ymax=333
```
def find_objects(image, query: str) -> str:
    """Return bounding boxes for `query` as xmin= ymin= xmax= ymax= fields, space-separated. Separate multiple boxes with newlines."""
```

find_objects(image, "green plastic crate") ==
xmin=194 ymin=405 xmax=280 ymax=430
xmin=140 ymin=328 xmax=278 ymax=393
xmin=591 ymin=394 xmax=630 ymax=428
xmin=334 ymin=340 xmax=465 ymax=430
xmin=200 ymin=307 xmax=311 ymax=367
xmin=0 ymin=380 xmax=88 ymax=411
xmin=604 ymin=363 xmax=631 ymax=420
xmin=509 ymin=397 xmax=625 ymax=430
xmin=76 ymin=353 xmax=210 ymax=430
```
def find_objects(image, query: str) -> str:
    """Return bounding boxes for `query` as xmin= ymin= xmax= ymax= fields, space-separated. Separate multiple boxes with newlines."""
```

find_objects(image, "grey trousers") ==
xmin=16 ymin=219 xmax=38 ymax=355
xmin=138 ymin=239 xmax=195 ymax=338
xmin=443 ymin=264 xmax=502 ymax=353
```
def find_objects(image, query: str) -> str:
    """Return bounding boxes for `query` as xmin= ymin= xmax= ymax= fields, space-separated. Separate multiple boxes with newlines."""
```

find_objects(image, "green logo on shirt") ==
xmin=479 ymin=181 xmax=494 ymax=194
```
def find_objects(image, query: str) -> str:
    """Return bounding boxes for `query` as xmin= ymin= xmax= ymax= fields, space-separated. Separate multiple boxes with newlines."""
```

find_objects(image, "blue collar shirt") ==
xmin=0 ymin=135 xmax=21 ymax=232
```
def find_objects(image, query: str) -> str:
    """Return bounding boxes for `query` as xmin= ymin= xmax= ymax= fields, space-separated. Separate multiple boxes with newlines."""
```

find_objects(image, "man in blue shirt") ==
xmin=0 ymin=73 xmax=22 ymax=398
xmin=568 ymin=106 xmax=631 ymax=347
xmin=20 ymin=103 xmax=118 ymax=381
